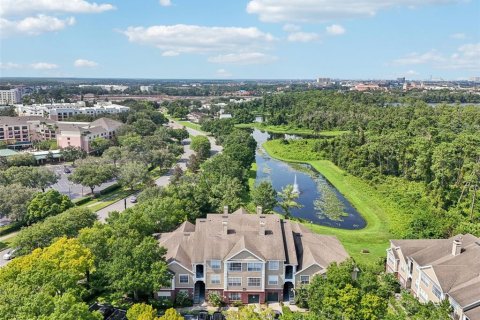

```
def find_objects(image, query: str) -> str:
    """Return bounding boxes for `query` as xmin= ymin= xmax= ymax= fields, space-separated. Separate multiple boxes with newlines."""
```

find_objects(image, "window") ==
xmin=210 ymin=260 xmax=221 ymax=269
xmin=247 ymin=262 xmax=262 ymax=272
xmin=300 ymin=275 xmax=310 ymax=285
xmin=268 ymin=261 xmax=279 ymax=270
xmin=248 ymin=278 xmax=261 ymax=287
xmin=179 ymin=275 xmax=189 ymax=284
xmin=210 ymin=275 xmax=221 ymax=285
xmin=420 ymin=274 xmax=430 ymax=287
xmin=432 ymin=286 xmax=442 ymax=299
xmin=229 ymin=293 xmax=241 ymax=301
xmin=228 ymin=277 xmax=241 ymax=287
xmin=228 ymin=263 xmax=242 ymax=272
xmin=268 ymin=275 xmax=278 ymax=285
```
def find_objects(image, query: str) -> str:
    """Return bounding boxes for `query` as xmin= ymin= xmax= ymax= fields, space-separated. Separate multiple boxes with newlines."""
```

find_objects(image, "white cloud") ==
xmin=450 ymin=33 xmax=466 ymax=40
xmin=1 ymin=15 xmax=75 ymax=36
xmin=216 ymin=68 xmax=232 ymax=77
xmin=162 ymin=51 xmax=180 ymax=57
xmin=0 ymin=0 xmax=114 ymax=17
xmin=283 ymin=24 xmax=301 ymax=32
xmin=74 ymin=59 xmax=98 ymax=67
xmin=326 ymin=24 xmax=345 ymax=35
xmin=287 ymin=32 xmax=319 ymax=42
xmin=405 ymin=70 xmax=419 ymax=76
xmin=159 ymin=0 xmax=172 ymax=6
xmin=208 ymin=52 xmax=278 ymax=65
xmin=392 ymin=50 xmax=445 ymax=65
xmin=392 ymin=43 xmax=480 ymax=71
xmin=30 ymin=62 xmax=59 ymax=70
xmin=246 ymin=0 xmax=462 ymax=23
xmin=0 ymin=62 xmax=22 ymax=69
xmin=122 ymin=24 xmax=275 ymax=55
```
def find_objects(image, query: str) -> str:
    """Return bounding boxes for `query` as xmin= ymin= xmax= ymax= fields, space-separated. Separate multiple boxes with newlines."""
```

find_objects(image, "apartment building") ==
xmin=56 ymin=118 xmax=123 ymax=152
xmin=0 ymin=89 xmax=22 ymax=105
xmin=15 ymin=101 xmax=129 ymax=121
xmin=0 ymin=116 xmax=57 ymax=146
xmin=157 ymin=207 xmax=350 ymax=305
xmin=386 ymin=234 xmax=480 ymax=320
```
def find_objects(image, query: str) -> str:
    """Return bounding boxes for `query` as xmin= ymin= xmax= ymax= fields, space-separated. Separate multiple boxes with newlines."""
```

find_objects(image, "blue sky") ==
xmin=0 ymin=0 xmax=479 ymax=79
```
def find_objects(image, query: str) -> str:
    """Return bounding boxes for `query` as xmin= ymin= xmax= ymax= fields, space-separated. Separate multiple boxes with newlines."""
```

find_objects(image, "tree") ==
xmin=186 ymin=154 xmax=201 ymax=172
xmin=158 ymin=308 xmax=184 ymax=320
xmin=14 ymin=207 xmax=97 ymax=255
xmin=170 ymin=165 xmax=184 ymax=184
xmin=7 ymin=153 xmax=36 ymax=167
xmin=90 ymin=137 xmax=111 ymax=155
xmin=127 ymin=303 xmax=157 ymax=320
xmin=118 ymin=161 xmax=150 ymax=190
xmin=133 ymin=118 xmax=157 ymax=136
xmin=0 ymin=237 xmax=96 ymax=320
xmin=0 ymin=184 xmax=37 ymax=222
xmin=61 ymin=146 xmax=86 ymax=165
xmin=222 ymin=130 xmax=257 ymax=169
xmin=68 ymin=157 xmax=115 ymax=195
xmin=104 ymin=146 xmax=122 ymax=167
xmin=46 ymin=293 xmax=103 ymax=320
xmin=190 ymin=136 xmax=211 ymax=160
xmin=278 ymin=184 xmax=302 ymax=219
xmin=26 ymin=190 xmax=73 ymax=225
xmin=226 ymin=306 xmax=274 ymax=320
xmin=1 ymin=166 xmax=58 ymax=191
xmin=252 ymin=181 xmax=278 ymax=213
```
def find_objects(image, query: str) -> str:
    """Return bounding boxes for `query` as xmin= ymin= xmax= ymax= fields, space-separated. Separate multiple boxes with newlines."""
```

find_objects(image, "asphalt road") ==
xmin=96 ymin=122 xmax=222 ymax=222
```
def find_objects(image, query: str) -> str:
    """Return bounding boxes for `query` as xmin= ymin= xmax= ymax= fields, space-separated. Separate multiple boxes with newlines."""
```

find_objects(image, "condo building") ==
xmin=157 ymin=207 xmax=350 ymax=305
xmin=386 ymin=234 xmax=480 ymax=320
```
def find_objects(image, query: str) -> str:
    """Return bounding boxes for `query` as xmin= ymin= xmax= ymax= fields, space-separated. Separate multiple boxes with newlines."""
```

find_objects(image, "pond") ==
xmin=253 ymin=129 xmax=366 ymax=229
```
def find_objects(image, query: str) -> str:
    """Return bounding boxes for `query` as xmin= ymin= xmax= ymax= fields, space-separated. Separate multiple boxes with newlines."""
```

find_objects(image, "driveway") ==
xmin=96 ymin=122 xmax=222 ymax=222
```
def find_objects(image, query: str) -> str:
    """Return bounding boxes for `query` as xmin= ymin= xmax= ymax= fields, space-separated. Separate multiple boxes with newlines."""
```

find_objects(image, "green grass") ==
xmin=260 ymin=139 xmax=322 ymax=162
xmin=236 ymin=123 xmax=347 ymax=137
xmin=75 ymin=188 xmax=135 ymax=212
xmin=177 ymin=121 xmax=204 ymax=132
xmin=248 ymin=162 xmax=258 ymax=191
xmin=263 ymin=140 xmax=397 ymax=268
xmin=0 ymin=233 xmax=17 ymax=251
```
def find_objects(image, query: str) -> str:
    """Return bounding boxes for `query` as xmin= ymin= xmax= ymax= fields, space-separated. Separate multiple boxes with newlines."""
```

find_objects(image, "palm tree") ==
xmin=278 ymin=184 xmax=302 ymax=219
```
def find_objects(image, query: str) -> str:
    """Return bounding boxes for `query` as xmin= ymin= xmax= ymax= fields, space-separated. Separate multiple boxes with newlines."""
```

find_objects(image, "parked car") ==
xmin=198 ymin=311 xmax=210 ymax=320
xmin=130 ymin=196 xmax=137 ymax=203
xmin=184 ymin=315 xmax=198 ymax=320
xmin=63 ymin=167 xmax=71 ymax=174
xmin=3 ymin=248 xmax=18 ymax=260
xmin=273 ymin=310 xmax=282 ymax=319
xmin=212 ymin=311 xmax=224 ymax=320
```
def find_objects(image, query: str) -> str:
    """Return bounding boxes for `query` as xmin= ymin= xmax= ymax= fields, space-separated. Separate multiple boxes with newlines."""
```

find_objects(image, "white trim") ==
xmin=227 ymin=262 xmax=243 ymax=272
xmin=247 ymin=277 xmax=262 ymax=287
xmin=210 ymin=259 xmax=221 ymax=269
xmin=168 ymin=260 xmax=194 ymax=274
xmin=268 ymin=275 xmax=279 ymax=285
xmin=268 ymin=260 xmax=280 ymax=271
xmin=179 ymin=274 xmax=189 ymax=284
xmin=295 ymin=263 xmax=321 ymax=275
xmin=247 ymin=262 xmax=262 ymax=272
xmin=225 ymin=248 xmax=265 ymax=262
xmin=299 ymin=275 xmax=310 ymax=285
xmin=227 ymin=277 xmax=242 ymax=287
xmin=210 ymin=274 xmax=221 ymax=285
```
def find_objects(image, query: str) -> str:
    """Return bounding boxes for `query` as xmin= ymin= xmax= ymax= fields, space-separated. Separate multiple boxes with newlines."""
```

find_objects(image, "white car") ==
xmin=3 ymin=248 xmax=18 ymax=260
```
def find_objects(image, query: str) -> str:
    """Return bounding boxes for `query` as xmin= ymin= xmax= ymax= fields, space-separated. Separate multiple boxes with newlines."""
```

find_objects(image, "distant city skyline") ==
xmin=0 ymin=0 xmax=479 ymax=80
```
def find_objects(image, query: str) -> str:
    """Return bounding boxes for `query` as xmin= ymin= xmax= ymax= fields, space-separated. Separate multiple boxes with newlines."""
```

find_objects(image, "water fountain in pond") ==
xmin=292 ymin=174 xmax=300 ymax=194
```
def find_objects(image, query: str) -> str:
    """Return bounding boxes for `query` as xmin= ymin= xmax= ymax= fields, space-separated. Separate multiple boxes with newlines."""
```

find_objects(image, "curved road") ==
xmin=96 ymin=122 xmax=221 ymax=222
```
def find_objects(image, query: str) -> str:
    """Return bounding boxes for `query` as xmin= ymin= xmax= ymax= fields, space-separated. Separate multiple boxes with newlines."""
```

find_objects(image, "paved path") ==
xmin=96 ymin=122 xmax=221 ymax=222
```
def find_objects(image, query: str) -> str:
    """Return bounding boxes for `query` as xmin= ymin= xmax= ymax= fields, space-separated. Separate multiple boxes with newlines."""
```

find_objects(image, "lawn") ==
xmin=75 ymin=187 xmax=135 ymax=212
xmin=235 ymin=123 xmax=347 ymax=137
xmin=177 ymin=121 xmax=204 ymax=132
xmin=263 ymin=140 xmax=396 ymax=269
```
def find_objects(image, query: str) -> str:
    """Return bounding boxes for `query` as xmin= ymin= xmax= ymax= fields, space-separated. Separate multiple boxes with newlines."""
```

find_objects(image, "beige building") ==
xmin=386 ymin=234 xmax=480 ymax=320
xmin=0 ymin=89 xmax=22 ymax=105
xmin=157 ymin=207 xmax=350 ymax=304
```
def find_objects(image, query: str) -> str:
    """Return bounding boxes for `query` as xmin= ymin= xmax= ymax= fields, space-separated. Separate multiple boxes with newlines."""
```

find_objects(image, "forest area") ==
xmin=230 ymin=90 xmax=480 ymax=239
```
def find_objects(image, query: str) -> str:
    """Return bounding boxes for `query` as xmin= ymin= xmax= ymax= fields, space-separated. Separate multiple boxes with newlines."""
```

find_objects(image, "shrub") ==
xmin=207 ymin=292 xmax=224 ymax=307
xmin=175 ymin=291 xmax=193 ymax=308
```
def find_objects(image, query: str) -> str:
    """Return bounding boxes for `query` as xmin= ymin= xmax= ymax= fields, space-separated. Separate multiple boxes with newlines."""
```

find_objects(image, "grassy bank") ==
xmin=236 ymin=123 xmax=347 ymax=137
xmin=263 ymin=140 xmax=396 ymax=268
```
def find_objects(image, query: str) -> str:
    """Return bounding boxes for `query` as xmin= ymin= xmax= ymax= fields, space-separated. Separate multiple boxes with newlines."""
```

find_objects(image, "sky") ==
xmin=0 ymin=0 xmax=479 ymax=80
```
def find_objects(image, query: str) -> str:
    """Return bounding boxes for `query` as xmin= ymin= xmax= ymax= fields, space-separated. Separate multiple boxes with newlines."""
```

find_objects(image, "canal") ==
xmin=253 ymin=129 xmax=366 ymax=229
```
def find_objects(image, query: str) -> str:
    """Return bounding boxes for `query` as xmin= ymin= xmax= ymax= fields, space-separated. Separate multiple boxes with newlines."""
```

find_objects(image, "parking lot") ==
xmin=47 ymin=164 xmax=117 ymax=199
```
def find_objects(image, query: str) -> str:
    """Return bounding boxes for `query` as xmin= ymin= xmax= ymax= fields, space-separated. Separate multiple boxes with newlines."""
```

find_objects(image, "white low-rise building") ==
xmin=0 ymin=89 xmax=22 ymax=105
xmin=15 ymin=101 xmax=129 ymax=121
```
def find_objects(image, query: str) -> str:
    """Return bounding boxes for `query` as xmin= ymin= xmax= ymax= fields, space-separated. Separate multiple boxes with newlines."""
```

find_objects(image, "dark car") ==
xmin=184 ymin=315 xmax=198 ymax=320
xmin=273 ymin=310 xmax=282 ymax=319
xmin=64 ymin=167 xmax=71 ymax=174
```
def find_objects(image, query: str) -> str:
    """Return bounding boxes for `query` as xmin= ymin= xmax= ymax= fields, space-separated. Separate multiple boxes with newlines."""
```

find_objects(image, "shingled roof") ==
xmin=157 ymin=207 xmax=349 ymax=273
